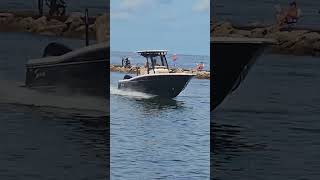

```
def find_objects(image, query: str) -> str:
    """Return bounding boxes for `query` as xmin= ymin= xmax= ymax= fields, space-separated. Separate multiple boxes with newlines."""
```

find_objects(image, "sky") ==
xmin=110 ymin=0 xmax=210 ymax=56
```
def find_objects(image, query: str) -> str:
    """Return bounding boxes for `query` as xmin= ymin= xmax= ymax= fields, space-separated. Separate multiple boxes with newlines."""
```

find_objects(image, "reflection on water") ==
xmin=133 ymin=97 xmax=185 ymax=111
xmin=212 ymin=121 xmax=265 ymax=155
xmin=0 ymin=103 xmax=109 ymax=180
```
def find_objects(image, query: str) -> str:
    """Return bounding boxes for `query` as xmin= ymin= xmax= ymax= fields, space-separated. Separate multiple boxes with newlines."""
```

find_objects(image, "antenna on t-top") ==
xmin=85 ymin=8 xmax=89 ymax=46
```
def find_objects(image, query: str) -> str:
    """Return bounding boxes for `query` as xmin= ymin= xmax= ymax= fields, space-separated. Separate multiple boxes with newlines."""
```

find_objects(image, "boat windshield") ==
xmin=150 ymin=55 xmax=168 ymax=68
xmin=138 ymin=51 xmax=170 ymax=74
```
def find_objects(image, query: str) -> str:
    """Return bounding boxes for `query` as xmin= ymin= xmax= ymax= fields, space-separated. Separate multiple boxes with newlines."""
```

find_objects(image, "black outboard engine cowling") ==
xmin=42 ymin=42 xmax=73 ymax=57
xmin=123 ymin=75 xmax=132 ymax=79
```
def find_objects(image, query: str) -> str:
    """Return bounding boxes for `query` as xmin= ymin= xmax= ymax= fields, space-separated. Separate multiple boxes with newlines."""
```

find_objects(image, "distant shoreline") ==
xmin=212 ymin=22 xmax=320 ymax=56
xmin=110 ymin=64 xmax=210 ymax=80
xmin=111 ymin=50 xmax=210 ymax=58
xmin=0 ymin=11 xmax=108 ymax=42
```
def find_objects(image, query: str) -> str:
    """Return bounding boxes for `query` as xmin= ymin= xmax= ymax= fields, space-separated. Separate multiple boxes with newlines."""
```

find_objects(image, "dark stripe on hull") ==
xmin=211 ymin=42 xmax=267 ymax=110
xmin=118 ymin=75 xmax=193 ymax=98
xmin=25 ymin=60 xmax=108 ymax=97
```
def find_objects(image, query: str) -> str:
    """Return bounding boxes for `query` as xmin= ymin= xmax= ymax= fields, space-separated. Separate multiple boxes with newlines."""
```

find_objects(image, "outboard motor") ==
xmin=42 ymin=42 xmax=73 ymax=57
xmin=123 ymin=75 xmax=132 ymax=80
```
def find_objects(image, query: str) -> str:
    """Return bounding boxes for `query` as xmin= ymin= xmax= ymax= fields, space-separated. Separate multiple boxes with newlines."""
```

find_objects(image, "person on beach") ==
xmin=195 ymin=62 xmax=204 ymax=71
xmin=38 ymin=0 xmax=44 ymax=16
xmin=276 ymin=1 xmax=301 ymax=27
xmin=286 ymin=2 xmax=300 ymax=23
xmin=46 ymin=0 xmax=66 ymax=16
xmin=122 ymin=57 xmax=131 ymax=68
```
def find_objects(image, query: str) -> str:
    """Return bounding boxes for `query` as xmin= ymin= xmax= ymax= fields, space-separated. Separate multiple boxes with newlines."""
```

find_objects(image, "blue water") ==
xmin=212 ymin=53 xmax=320 ymax=180
xmin=0 ymin=32 xmax=108 ymax=179
xmin=214 ymin=0 xmax=320 ymax=26
xmin=110 ymin=52 xmax=210 ymax=179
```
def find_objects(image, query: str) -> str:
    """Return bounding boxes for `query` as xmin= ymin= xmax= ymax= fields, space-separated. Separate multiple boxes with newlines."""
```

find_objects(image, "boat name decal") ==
xmin=34 ymin=69 xmax=46 ymax=79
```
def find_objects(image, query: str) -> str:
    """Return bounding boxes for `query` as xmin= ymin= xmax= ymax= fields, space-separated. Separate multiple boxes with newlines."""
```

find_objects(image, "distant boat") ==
xmin=211 ymin=37 xmax=275 ymax=110
xmin=118 ymin=50 xmax=195 ymax=98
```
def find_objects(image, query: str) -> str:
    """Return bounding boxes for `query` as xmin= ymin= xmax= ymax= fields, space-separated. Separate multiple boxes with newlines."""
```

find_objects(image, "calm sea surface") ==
xmin=110 ymin=52 xmax=210 ymax=179
xmin=212 ymin=53 xmax=320 ymax=180
xmin=0 ymin=32 xmax=108 ymax=179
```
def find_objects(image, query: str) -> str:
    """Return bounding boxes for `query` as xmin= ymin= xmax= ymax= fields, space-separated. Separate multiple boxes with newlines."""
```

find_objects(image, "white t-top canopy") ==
xmin=136 ymin=50 xmax=168 ymax=53
xmin=136 ymin=50 xmax=168 ymax=57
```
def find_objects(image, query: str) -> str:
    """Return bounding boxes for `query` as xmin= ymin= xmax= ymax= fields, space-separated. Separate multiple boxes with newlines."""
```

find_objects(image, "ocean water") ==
xmin=213 ymin=0 xmax=320 ymax=26
xmin=110 ymin=52 xmax=210 ymax=179
xmin=0 ymin=32 xmax=108 ymax=179
xmin=212 ymin=53 xmax=320 ymax=180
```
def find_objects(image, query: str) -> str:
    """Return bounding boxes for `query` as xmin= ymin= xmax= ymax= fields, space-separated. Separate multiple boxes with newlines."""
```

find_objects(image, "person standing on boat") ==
xmin=172 ymin=53 xmax=177 ymax=67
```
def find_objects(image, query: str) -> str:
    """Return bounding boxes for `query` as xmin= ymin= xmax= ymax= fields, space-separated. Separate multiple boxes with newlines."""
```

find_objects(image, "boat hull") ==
xmin=211 ymin=38 xmax=274 ymax=110
xmin=118 ymin=74 xmax=194 ymax=98
xmin=25 ymin=60 xmax=108 ymax=97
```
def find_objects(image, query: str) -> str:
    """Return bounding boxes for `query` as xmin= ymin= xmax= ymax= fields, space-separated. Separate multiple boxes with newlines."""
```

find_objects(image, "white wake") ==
xmin=0 ymin=80 xmax=108 ymax=114
xmin=110 ymin=85 xmax=155 ymax=99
